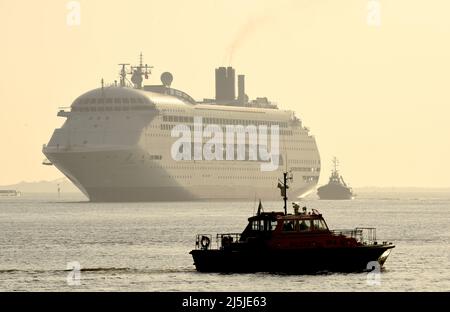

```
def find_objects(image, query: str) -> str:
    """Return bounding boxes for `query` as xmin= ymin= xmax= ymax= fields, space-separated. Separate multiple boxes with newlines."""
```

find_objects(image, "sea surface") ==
xmin=0 ymin=192 xmax=449 ymax=292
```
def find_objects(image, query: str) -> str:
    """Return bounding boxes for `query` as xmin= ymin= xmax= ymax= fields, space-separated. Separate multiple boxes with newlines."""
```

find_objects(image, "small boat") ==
xmin=189 ymin=172 xmax=394 ymax=273
xmin=317 ymin=157 xmax=354 ymax=200
xmin=0 ymin=190 xmax=21 ymax=197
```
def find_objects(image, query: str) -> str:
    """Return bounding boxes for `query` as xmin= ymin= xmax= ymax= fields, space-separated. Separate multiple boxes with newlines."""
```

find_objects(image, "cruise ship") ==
xmin=43 ymin=55 xmax=321 ymax=201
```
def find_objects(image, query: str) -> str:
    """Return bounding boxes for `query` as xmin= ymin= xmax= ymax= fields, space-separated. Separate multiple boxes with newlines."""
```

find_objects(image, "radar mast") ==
xmin=130 ymin=53 xmax=153 ymax=89
xmin=117 ymin=53 xmax=153 ymax=89
xmin=118 ymin=63 xmax=130 ymax=87
xmin=332 ymin=157 xmax=339 ymax=174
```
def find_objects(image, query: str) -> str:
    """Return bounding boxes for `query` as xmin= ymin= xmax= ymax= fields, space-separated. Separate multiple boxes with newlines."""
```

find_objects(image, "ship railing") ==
xmin=216 ymin=233 xmax=242 ymax=250
xmin=194 ymin=234 xmax=213 ymax=250
xmin=194 ymin=233 xmax=242 ymax=250
xmin=331 ymin=227 xmax=377 ymax=244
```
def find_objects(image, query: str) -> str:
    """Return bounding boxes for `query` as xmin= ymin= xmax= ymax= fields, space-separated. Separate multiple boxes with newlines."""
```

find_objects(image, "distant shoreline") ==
xmin=0 ymin=179 xmax=449 ymax=194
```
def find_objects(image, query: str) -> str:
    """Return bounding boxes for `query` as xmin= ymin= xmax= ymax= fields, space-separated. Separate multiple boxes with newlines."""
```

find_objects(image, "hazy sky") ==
xmin=1 ymin=0 xmax=449 ymax=187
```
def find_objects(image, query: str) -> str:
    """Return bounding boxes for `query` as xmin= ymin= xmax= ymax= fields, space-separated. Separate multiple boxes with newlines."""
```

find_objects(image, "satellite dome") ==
xmin=161 ymin=72 xmax=173 ymax=87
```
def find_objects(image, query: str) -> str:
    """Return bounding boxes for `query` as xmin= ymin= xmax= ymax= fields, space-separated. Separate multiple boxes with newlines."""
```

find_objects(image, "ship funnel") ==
xmin=237 ymin=74 xmax=247 ymax=104
xmin=215 ymin=67 xmax=235 ymax=102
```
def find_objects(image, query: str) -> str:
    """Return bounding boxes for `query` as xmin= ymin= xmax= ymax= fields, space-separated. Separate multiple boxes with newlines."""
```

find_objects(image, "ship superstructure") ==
xmin=43 ymin=55 xmax=321 ymax=201
xmin=317 ymin=157 xmax=354 ymax=200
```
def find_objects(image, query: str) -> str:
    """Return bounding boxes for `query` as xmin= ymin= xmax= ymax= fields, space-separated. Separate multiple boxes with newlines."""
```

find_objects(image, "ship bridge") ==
xmin=70 ymin=86 xmax=192 ymax=113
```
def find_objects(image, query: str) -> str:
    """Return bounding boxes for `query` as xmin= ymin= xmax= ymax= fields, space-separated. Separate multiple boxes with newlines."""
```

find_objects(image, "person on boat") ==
xmin=283 ymin=221 xmax=294 ymax=231
xmin=299 ymin=220 xmax=309 ymax=231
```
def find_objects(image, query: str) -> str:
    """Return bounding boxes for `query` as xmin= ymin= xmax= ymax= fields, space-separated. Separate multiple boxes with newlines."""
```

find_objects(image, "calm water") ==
xmin=0 ymin=192 xmax=449 ymax=292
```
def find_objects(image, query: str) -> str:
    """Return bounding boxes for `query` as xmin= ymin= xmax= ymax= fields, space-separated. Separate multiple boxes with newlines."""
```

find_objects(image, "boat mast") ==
xmin=278 ymin=171 xmax=291 ymax=215
xmin=332 ymin=156 xmax=339 ymax=174
xmin=283 ymin=172 xmax=288 ymax=215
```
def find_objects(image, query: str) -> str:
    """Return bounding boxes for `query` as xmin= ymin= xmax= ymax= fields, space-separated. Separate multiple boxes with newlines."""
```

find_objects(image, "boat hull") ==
xmin=317 ymin=184 xmax=353 ymax=200
xmin=190 ymin=245 xmax=394 ymax=273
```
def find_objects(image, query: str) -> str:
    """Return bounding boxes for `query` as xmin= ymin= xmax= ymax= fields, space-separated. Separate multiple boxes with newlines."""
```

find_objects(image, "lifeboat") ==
xmin=189 ymin=172 xmax=394 ymax=273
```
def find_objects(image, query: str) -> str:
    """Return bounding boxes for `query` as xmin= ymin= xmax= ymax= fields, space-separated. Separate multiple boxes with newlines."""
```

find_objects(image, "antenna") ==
xmin=252 ymin=192 xmax=257 ymax=216
xmin=332 ymin=157 xmax=339 ymax=174
xmin=129 ymin=53 xmax=153 ymax=89
xmin=278 ymin=171 xmax=293 ymax=215
xmin=118 ymin=63 xmax=130 ymax=87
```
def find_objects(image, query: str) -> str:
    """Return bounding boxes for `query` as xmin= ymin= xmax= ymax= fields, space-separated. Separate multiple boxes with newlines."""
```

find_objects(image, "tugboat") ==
xmin=190 ymin=172 xmax=394 ymax=273
xmin=317 ymin=157 xmax=354 ymax=200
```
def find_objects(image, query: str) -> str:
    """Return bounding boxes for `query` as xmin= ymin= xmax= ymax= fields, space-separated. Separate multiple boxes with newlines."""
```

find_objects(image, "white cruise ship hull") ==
xmin=44 ymin=146 xmax=317 ymax=202
xmin=43 ymin=83 xmax=321 ymax=202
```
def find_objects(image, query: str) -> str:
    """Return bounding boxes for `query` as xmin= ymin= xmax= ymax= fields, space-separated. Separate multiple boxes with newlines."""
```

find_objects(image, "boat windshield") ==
xmin=251 ymin=219 xmax=278 ymax=231
xmin=312 ymin=219 xmax=328 ymax=231
xmin=282 ymin=219 xmax=328 ymax=232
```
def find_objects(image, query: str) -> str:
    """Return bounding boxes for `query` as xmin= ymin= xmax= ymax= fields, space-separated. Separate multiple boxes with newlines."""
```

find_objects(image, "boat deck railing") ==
xmin=194 ymin=233 xmax=242 ymax=250
xmin=331 ymin=227 xmax=377 ymax=244
xmin=216 ymin=233 xmax=242 ymax=250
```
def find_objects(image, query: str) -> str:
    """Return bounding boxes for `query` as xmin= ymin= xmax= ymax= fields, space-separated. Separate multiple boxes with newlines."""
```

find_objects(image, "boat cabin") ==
xmin=241 ymin=207 xmax=330 ymax=242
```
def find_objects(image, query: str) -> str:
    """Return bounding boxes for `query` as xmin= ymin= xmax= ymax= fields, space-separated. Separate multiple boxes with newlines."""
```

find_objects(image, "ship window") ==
xmin=298 ymin=220 xmax=311 ymax=232
xmin=268 ymin=220 xmax=278 ymax=231
xmin=313 ymin=220 xmax=328 ymax=231
xmin=283 ymin=220 xmax=295 ymax=232
xmin=252 ymin=221 xmax=260 ymax=231
xmin=114 ymin=98 xmax=121 ymax=104
xmin=130 ymin=98 xmax=136 ymax=104
xmin=106 ymin=98 xmax=113 ymax=104
xmin=97 ymin=98 xmax=104 ymax=104
xmin=136 ymin=98 xmax=143 ymax=104
xmin=122 ymin=98 xmax=130 ymax=104
xmin=89 ymin=98 xmax=96 ymax=104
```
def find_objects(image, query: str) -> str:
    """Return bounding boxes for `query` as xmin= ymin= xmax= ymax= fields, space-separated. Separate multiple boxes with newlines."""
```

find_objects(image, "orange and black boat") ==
xmin=190 ymin=172 xmax=394 ymax=273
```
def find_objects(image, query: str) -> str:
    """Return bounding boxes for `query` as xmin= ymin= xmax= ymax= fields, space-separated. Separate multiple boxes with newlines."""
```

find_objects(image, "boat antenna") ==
xmin=252 ymin=193 xmax=257 ymax=215
xmin=332 ymin=156 xmax=339 ymax=174
xmin=257 ymin=199 xmax=264 ymax=216
xmin=278 ymin=171 xmax=292 ymax=215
